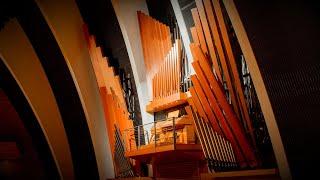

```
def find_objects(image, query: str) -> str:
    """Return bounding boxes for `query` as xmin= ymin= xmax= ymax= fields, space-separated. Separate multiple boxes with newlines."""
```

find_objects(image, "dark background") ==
xmin=234 ymin=1 xmax=320 ymax=178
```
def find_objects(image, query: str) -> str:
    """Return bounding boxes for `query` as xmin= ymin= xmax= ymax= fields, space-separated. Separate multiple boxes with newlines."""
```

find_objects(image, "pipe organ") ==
xmin=88 ymin=0 xmax=275 ymax=177
xmin=138 ymin=11 xmax=188 ymax=113
xmin=137 ymin=11 xmax=172 ymax=79
xmin=119 ymin=0 xmax=263 ymax=176
xmin=188 ymin=44 xmax=257 ymax=168
xmin=83 ymin=25 xmax=135 ymax=178
xmin=152 ymin=39 xmax=181 ymax=101
xmin=0 ymin=0 xmax=285 ymax=178
xmin=185 ymin=0 xmax=260 ymax=169
xmin=185 ymin=106 xmax=237 ymax=170
xmin=192 ymin=0 xmax=256 ymax=148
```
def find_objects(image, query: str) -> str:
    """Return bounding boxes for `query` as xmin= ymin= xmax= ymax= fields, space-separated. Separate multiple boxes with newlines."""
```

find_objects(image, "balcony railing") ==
xmin=122 ymin=116 xmax=195 ymax=153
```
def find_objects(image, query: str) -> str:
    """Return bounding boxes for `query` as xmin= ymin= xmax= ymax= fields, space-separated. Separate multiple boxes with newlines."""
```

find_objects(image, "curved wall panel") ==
xmin=34 ymin=0 xmax=115 ymax=178
xmin=0 ymin=19 xmax=74 ymax=179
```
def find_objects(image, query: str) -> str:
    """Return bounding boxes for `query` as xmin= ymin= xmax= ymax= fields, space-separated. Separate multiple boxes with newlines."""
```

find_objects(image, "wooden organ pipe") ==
xmin=190 ymin=27 xmax=200 ymax=44
xmin=191 ymin=8 xmax=208 ymax=59
xmin=195 ymin=0 xmax=222 ymax=82
xmin=150 ymin=40 xmax=182 ymax=100
xmin=114 ymin=126 xmax=134 ymax=177
xmin=186 ymin=105 xmax=237 ymax=171
xmin=185 ymin=106 xmax=210 ymax=160
xmin=83 ymin=24 xmax=135 ymax=177
xmin=200 ymin=0 xmax=242 ymax=121
xmin=211 ymin=0 xmax=255 ymax=147
xmin=190 ymin=75 xmax=223 ymax=135
xmin=189 ymin=43 xmax=258 ymax=168
xmin=190 ymin=1 xmax=256 ymax=148
xmin=138 ymin=11 xmax=172 ymax=79
xmin=159 ymin=61 xmax=163 ymax=98
xmin=189 ymin=88 xmax=209 ymax=123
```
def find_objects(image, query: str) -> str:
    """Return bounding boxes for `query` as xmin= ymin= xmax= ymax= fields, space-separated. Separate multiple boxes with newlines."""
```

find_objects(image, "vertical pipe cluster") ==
xmin=185 ymin=0 xmax=260 ymax=169
xmin=189 ymin=0 xmax=256 ymax=148
xmin=152 ymin=39 xmax=182 ymax=100
xmin=137 ymin=11 xmax=172 ymax=79
xmin=186 ymin=106 xmax=236 ymax=171
xmin=188 ymin=44 xmax=258 ymax=168
xmin=138 ymin=12 xmax=185 ymax=101
xmin=114 ymin=126 xmax=135 ymax=177
xmin=83 ymin=25 xmax=135 ymax=177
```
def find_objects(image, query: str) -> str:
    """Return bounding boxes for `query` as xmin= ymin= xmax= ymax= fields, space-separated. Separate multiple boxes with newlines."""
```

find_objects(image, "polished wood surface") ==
xmin=186 ymin=105 xmax=237 ymax=167
xmin=195 ymin=0 xmax=222 ymax=82
xmin=138 ymin=12 xmax=186 ymax=113
xmin=146 ymin=92 xmax=187 ymax=113
xmin=211 ymin=0 xmax=255 ymax=146
xmin=138 ymin=11 xmax=172 ymax=78
xmin=191 ymin=26 xmax=200 ymax=44
xmin=190 ymin=1 xmax=256 ymax=148
xmin=201 ymin=0 xmax=241 ymax=120
xmin=191 ymin=8 xmax=208 ymax=59
xmin=189 ymin=44 xmax=257 ymax=168
xmin=83 ymin=25 xmax=134 ymax=173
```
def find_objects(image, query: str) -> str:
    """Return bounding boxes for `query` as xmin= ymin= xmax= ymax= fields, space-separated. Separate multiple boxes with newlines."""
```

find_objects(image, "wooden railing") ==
xmin=123 ymin=116 xmax=196 ymax=154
